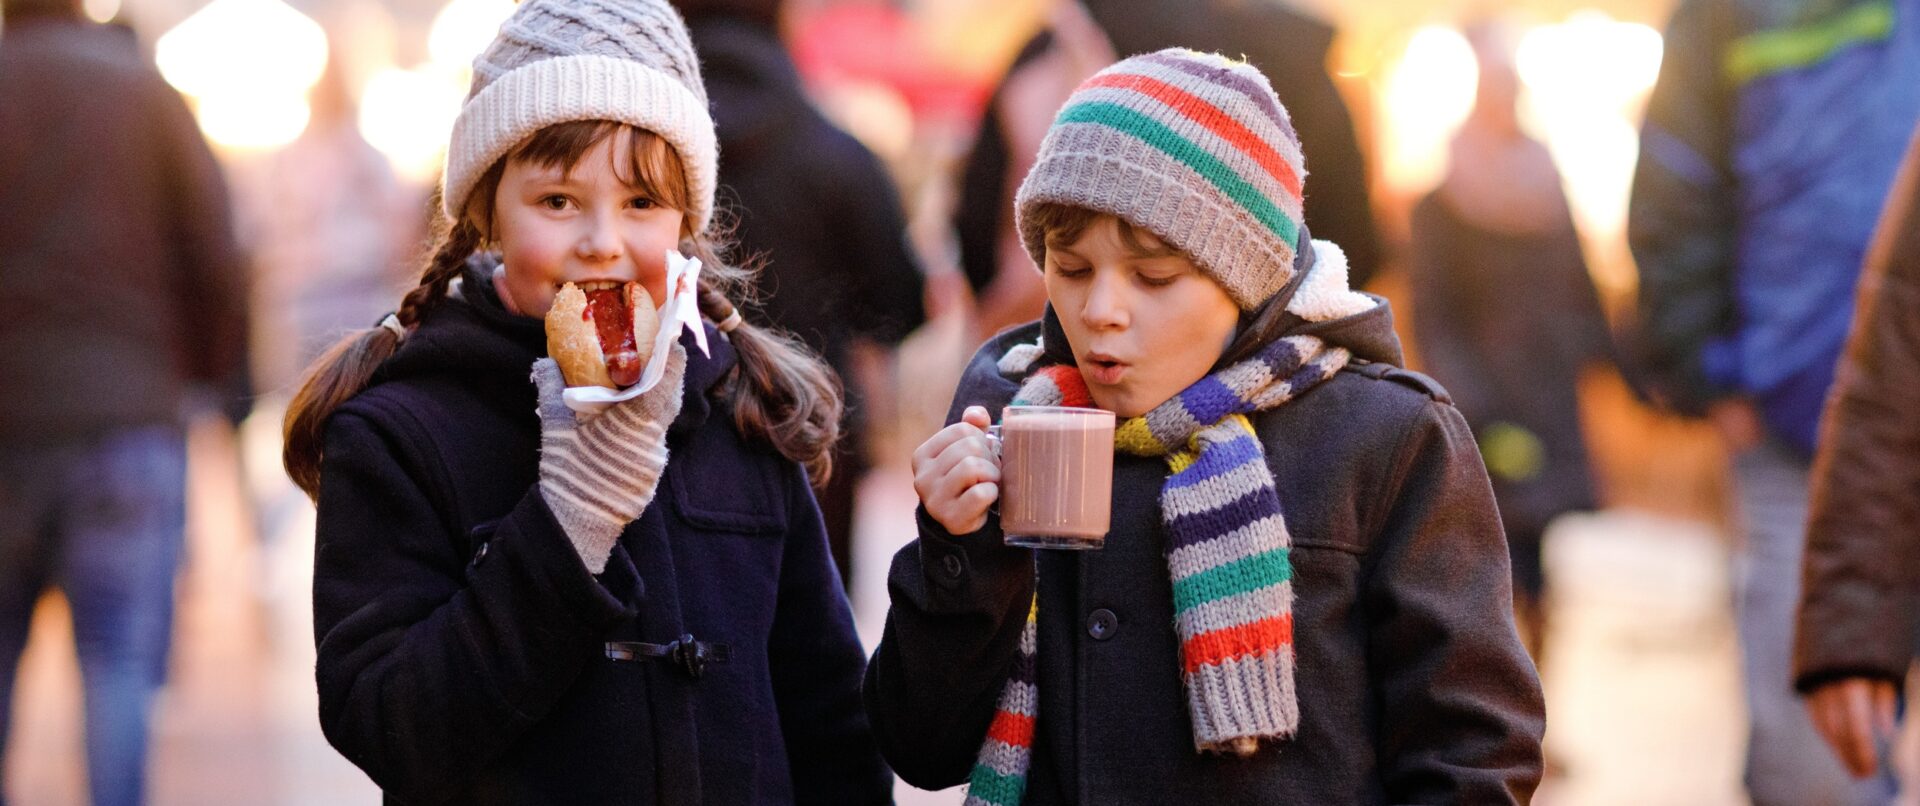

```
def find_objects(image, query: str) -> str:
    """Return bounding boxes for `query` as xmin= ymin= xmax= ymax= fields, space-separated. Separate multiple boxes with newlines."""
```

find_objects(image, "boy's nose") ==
xmin=1080 ymin=272 xmax=1129 ymax=330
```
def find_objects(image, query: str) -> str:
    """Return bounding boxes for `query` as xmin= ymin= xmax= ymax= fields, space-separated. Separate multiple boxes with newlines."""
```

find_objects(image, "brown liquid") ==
xmin=1000 ymin=413 xmax=1113 ymax=541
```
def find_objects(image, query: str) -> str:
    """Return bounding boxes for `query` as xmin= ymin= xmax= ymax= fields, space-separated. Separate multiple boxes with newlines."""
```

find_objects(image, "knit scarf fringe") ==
xmin=963 ymin=331 xmax=1352 ymax=806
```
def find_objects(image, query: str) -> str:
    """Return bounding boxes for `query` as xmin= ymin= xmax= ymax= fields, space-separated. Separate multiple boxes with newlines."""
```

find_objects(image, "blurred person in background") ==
xmin=0 ymin=0 xmax=250 ymax=801
xmin=1408 ymin=21 xmax=1616 ymax=660
xmin=954 ymin=0 xmax=1380 ymax=338
xmin=237 ymin=43 xmax=417 ymax=401
xmin=1629 ymin=0 xmax=1920 ymax=801
xmin=672 ymin=0 xmax=927 ymax=588
xmin=1794 ymin=126 xmax=1920 ymax=785
xmin=229 ymin=39 xmax=419 ymax=574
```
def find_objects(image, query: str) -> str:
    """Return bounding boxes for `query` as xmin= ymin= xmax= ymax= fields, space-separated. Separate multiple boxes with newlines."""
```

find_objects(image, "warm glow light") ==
xmin=82 ymin=0 xmax=119 ymax=23
xmin=1517 ymin=12 xmax=1663 ymax=113
xmin=193 ymin=92 xmax=312 ymax=151
xmin=1513 ymin=11 xmax=1665 ymax=245
xmin=1380 ymin=25 xmax=1479 ymax=195
xmin=156 ymin=0 xmax=329 ymax=99
xmin=429 ymin=0 xmax=516 ymax=69
xmin=154 ymin=0 xmax=328 ymax=152
xmin=816 ymin=80 xmax=916 ymax=163
xmin=359 ymin=66 xmax=467 ymax=183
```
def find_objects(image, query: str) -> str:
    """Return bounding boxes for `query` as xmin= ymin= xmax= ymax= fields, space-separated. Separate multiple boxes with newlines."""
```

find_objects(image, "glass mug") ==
xmin=986 ymin=405 xmax=1115 ymax=550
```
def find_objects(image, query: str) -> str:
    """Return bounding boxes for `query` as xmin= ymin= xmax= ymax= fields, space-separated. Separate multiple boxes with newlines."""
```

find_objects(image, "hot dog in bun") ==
xmin=545 ymin=281 xmax=660 ymax=389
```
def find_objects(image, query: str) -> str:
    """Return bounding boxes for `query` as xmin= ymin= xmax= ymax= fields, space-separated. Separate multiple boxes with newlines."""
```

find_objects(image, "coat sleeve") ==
xmin=311 ymin=409 xmax=644 ymax=802
xmin=1793 ymin=127 xmax=1920 ymax=692
xmin=1626 ymin=0 xmax=1741 ymax=415
xmin=1364 ymin=397 xmax=1547 ymax=803
xmin=768 ymin=463 xmax=894 ymax=804
xmin=863 ymin=340 xmax=1036 ymax=789
xmin=863 ymin=507 xmax=1034 ymax=790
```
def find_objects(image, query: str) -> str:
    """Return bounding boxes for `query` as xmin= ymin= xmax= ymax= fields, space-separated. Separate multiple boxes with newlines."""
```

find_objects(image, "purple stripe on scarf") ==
xmin=1164 ymin=484 xmax=1284 ymax=549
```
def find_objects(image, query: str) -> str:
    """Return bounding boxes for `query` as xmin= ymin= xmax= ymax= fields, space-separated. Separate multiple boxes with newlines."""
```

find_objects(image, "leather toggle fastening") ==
xmin=605 ymin=635 xmax=731 ymax=679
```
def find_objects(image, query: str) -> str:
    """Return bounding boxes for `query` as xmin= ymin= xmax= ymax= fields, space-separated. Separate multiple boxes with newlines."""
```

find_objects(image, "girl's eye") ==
xmin=1139 ymin=272 xmax=1179 ymax=288
xmin=628 ymin=196 xmax=655 ymax=210
xmin=539 ymin=195 xmax=570 ymax=211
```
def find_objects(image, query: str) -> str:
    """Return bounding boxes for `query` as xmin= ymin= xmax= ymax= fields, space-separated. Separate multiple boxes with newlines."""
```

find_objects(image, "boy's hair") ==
xmin=283 ymin=121 xmax=842 ymax=498
xmin=1027 ymin=203 xmax=1181 ymax=259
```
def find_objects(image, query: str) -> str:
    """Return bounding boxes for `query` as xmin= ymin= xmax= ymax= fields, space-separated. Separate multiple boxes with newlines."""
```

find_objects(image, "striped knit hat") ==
xmin=1015 ymin=48 xmax=1307 ymax=310
xmin=441 ymin=0 xmax=719 ymax=230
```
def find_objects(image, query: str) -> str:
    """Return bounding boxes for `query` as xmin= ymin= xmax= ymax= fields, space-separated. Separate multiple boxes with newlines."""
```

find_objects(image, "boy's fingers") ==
xmin=914 ymin=421 xmax=981 ymax=466
xmin=961 ymin=405 xmax=992 ymax=429
xmin=927 ymin=431 xmax=995 ymax=481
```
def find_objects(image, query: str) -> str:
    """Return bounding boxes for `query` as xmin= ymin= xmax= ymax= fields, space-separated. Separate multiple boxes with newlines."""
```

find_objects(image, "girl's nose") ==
xmin=575 ymin=212 xmax=624 ymax=262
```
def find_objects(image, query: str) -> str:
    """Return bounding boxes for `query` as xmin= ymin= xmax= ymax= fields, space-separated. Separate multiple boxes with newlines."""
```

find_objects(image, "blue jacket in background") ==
xmin=1630 ymin=0 xmax=1920 ymax=455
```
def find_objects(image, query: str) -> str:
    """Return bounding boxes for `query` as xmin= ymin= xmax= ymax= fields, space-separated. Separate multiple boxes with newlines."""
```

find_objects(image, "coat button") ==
xmin=940 ymin=553 xmax=965 ymax=579
xmin=1087 ymin=609 xmax=1118 ymax=641
xmin=470 ymin=540 xmax=490 ymax=567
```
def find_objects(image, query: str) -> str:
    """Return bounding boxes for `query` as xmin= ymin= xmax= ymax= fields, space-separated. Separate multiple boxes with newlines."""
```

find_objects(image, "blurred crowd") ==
xmin=3 ymin=0 xmax=1920 ymax=803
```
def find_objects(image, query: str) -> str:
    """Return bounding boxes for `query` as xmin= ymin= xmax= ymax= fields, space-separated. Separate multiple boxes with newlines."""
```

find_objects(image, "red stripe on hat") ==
xmin=1080 ymin=72 xmax=1302 ymax=201
xmin=1180 ymin=614 xmax=1294 ymax=674
xmin=985 ymin=710 xmax=1036 ymax=748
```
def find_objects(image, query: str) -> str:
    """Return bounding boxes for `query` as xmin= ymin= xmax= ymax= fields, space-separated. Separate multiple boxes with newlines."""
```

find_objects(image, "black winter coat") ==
xmin=310 ymin=266 xmax=890 ymax=805
xmin=866 ymin=307 xmax=1546 ymax=803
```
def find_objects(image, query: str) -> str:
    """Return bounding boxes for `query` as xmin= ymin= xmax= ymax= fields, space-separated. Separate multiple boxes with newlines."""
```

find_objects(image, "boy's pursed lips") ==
xmin=1084 ymin=351 xmax=1129 ymax=384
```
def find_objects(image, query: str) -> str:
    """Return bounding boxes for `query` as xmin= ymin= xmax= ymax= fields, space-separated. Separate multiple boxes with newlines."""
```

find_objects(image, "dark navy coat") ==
xmin=311 ymin=266 xmax=889 ymax=805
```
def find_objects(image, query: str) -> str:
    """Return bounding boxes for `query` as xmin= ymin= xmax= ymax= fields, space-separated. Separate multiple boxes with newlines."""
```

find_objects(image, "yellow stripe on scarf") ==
xmin=1115 ymin=417 xmax=1165 ymax=455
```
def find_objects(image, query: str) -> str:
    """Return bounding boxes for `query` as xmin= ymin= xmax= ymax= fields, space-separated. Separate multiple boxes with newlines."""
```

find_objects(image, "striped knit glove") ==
xmin=531 ymin=343 xmax=687 ymax=574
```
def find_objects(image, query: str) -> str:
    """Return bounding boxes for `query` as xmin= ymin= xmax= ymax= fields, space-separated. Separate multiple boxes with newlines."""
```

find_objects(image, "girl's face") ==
xmin=1043 ymin=216 xmax=1241 ymax=418
xmin=489 ymin=128 xmax=685 ymax=318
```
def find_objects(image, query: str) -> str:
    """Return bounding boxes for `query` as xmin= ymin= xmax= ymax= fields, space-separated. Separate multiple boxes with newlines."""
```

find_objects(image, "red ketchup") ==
xmin=584 ymin=285 xmax=644 ymax=387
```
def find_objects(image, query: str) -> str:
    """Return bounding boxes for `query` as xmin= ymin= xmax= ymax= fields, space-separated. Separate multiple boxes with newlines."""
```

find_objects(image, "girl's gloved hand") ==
xmin=531 ymin=343 xmax=688 ymax=573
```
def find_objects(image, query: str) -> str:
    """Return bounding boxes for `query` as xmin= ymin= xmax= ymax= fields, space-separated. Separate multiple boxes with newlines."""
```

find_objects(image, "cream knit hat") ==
xmin=441 ymin=0 xmax=718 ymax=230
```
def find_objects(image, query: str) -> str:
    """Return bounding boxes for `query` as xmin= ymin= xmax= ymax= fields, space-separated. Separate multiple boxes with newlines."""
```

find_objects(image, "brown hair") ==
xmin=1027 ymin=203 xmax=1182 ymax=259
xmin=284 ymin=121 xmax=842 ymax=499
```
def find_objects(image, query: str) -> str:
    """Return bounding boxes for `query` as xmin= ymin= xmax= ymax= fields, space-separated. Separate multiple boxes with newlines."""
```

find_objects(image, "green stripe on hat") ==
xmin=1056 ymin=101 xmax=1300 ymax=248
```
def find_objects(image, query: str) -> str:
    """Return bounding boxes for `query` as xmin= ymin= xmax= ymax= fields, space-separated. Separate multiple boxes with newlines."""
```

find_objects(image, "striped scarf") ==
xmin=964 ymin=332 xmax=1352 ymax=806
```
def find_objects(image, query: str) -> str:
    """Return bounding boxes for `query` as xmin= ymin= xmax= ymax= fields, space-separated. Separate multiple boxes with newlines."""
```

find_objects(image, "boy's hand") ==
xmin=913 ymin=406 xmax=1000 ymax=535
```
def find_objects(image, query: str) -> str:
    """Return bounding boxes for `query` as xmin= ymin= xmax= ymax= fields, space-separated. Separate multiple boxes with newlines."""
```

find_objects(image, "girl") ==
xmin=866 ymin=49 xmax=1546 ymax=803
xmin=282 ymin=0 xmax=889 ymax=802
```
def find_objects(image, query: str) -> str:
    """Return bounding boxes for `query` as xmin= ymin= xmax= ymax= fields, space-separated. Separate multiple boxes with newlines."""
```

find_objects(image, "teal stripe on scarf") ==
xmin=967 ymin=765 xmax=1026 ymax=806
xmin=1172 ymin=547 xmax=1294 ymax=613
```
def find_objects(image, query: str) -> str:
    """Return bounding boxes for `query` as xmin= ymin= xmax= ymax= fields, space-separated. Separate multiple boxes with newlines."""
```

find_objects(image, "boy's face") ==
xmin=1043 ymin=216 xmax=1241 ymax=418
xmin=489 ymin=131 xmax=684 ymax=317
